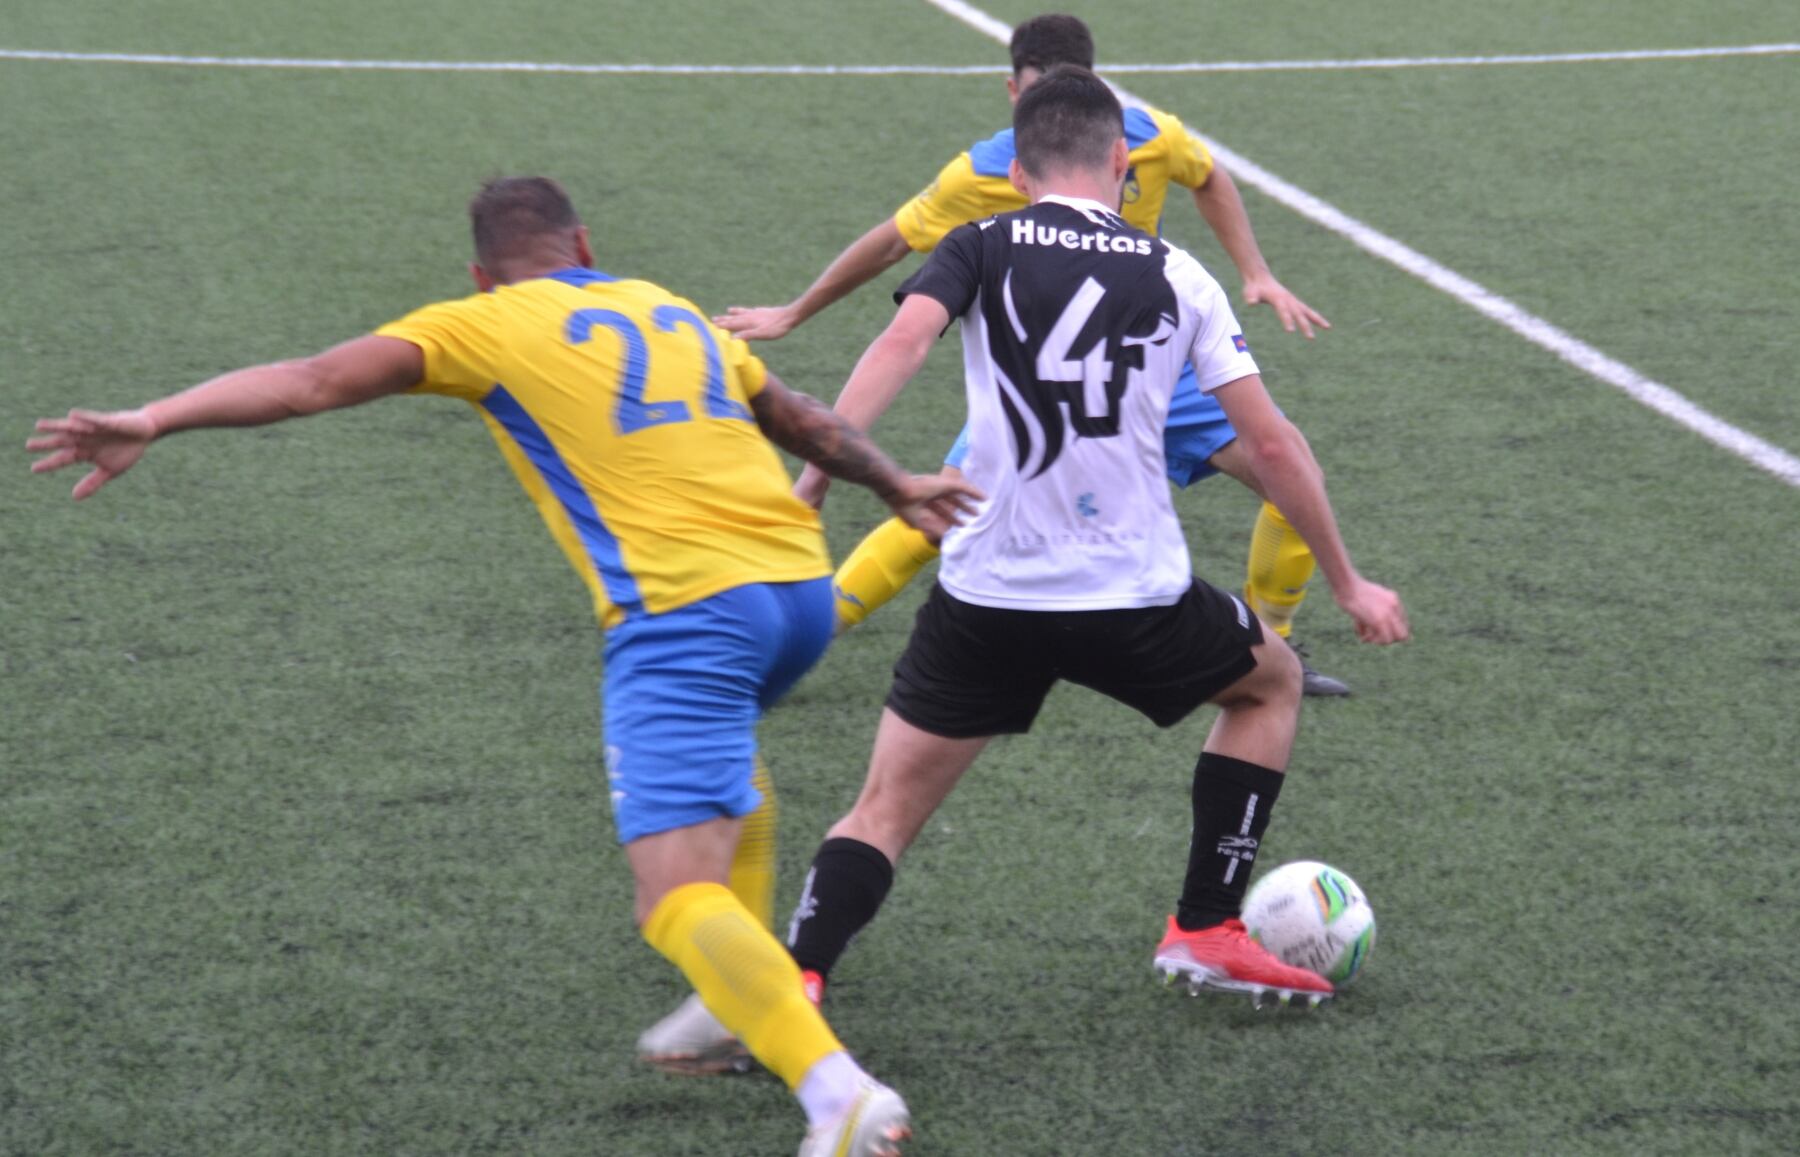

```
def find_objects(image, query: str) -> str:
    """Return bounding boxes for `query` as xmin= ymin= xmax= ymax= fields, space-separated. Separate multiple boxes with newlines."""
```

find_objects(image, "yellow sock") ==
xmin=833 ymin=517 xmax=941 ymax=632
xmin=643 ymin=883 xmax=843 ymax=1090
xmin=1244 ymin=501 xmax=1316 ymax=639
xmin=728 ymin=758 xmax=777 ymax=930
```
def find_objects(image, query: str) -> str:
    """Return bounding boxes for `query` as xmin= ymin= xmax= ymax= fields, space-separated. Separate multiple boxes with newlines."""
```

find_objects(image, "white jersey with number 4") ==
xmin=895 ymin=193 xmax=1259 ymax=610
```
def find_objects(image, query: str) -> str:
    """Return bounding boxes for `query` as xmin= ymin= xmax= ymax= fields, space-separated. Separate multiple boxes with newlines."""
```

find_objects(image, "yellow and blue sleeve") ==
xmin=376 ymin=297 xmax=500 ymax=403
xmin=1151 ymin=108 xmax=1214 ymax=190
xmin=893 ymin=152 xmax=1020 ymax=253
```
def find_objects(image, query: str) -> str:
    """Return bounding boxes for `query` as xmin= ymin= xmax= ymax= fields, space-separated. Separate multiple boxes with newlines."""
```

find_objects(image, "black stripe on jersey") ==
xmin=899 ymin=200 xmax=1180 ymax=479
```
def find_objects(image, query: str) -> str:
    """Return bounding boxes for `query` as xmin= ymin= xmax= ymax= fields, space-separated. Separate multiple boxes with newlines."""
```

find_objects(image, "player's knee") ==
xmin=1220 ymin=631 xmax=1301 ymax=710
xmin=1257 ymin=634 xmax=1304 ymax=705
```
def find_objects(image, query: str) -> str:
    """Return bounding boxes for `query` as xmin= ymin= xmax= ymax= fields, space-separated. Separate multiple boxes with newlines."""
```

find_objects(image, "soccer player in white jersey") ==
xmin=778 ymin=67 xmax=1410 ymax=1011
xmin=717 ymin=13 xmax=1352 ymax=698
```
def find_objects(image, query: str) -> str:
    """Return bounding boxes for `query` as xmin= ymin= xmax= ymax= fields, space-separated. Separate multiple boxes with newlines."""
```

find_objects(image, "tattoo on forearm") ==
xmin=752 ymin=387 xmax=903 ymax=501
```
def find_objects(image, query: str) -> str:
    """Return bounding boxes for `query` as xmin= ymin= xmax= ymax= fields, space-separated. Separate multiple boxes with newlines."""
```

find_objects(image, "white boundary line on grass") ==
xmin=1101 ymin=43 xmax=1800 ymax=73
xmin=1 ymin=42 xmax=1796 ymax=77
xmin=0 ymin=48 xmax=1004 ymax=75
xmin=3 ymin=33 xmax=1796 ymax=485
xmin=922 ymin=0 xmax=1800 ymax=489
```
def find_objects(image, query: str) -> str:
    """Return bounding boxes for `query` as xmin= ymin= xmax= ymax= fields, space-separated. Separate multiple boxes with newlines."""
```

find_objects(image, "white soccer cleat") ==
xmin=798 ymin=1078 xmax=912 ymax=1157
xmin=635 ymin=993 xmax=754 ymax=1075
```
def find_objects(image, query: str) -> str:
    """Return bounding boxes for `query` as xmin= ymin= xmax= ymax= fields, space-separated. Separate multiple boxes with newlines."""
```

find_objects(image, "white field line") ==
xmin=1109 ymin=43 xmax=1800 ymax=73
xmin=0 ymin=48 xmax=1004 ymax=75
xmin=920 ymin=0 xmax=1800 ymax=488
xmin=4 ymin=33 xmax=1797 ymax=485
xmin=1 ymin=42 xmax=1797 ymax=77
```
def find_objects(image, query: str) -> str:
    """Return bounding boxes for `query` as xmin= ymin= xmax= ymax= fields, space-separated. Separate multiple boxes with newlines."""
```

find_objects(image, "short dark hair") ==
xmin=1009 ymin=13 xmax=1094 ymax=75
xmin=468 ymin=176 xmax=581 ymax=269
xmin=1013 ymin=65 xmax=1124 ymax=178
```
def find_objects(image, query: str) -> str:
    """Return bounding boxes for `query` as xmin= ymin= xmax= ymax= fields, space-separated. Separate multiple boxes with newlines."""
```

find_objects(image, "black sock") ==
xmin=786 ymin=837 xmax=895 ymax=978
xmin=1176 ymin=753 xmax=1286 ymax=931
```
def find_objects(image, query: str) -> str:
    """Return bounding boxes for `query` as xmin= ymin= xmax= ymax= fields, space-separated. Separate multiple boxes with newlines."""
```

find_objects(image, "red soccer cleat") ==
xmin=1152 ymin=916 xmax=1333 ymax=1008
xmin=800 ymin=969 xmax=826 ymax=1007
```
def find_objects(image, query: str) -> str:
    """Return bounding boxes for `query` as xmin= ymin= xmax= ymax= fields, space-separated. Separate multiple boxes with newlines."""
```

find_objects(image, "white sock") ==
xmin=796 ymin=1050 xmax=867 ymax=1127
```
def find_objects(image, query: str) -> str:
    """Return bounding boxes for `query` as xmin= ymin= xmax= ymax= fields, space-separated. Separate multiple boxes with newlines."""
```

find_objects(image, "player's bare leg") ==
xmin=1206 ymin=441 xmax=1349 ymax=697
xmin=627 ymin=818 xmax=911 ymax=1151
xmin=1200 ymin=623 xmax=1304 ymax=770
xmin=1152 ymin=627 xmax=1334 ymax=1006
xmin=826 ymin=710 xmax=991 ymax=861
xmin=625 ymin=815 xmax=742 ymax=925
xmin=785 ymin=713 xmax=991 ymax=998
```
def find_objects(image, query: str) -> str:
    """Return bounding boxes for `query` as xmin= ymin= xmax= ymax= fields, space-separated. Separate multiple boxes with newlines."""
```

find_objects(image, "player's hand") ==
xmin=27 ymin=408 xmax=157 ymax=500
xmin=713 ymin=305 xmax=800 ymax=342
xmin=1243 ymin=274 xmax=1330 ymax=340
xmin=885 ymin=473 xmax=984 ymax=542
xmin=1334 ymin=578 xmax=1409 ymax=645
xmin=794 ymin=463 xmax=832 ymax=509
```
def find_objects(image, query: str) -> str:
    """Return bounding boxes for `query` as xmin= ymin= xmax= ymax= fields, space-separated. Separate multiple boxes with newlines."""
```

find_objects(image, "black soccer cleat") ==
xmin=1291 ymin=640 xmax=1351 ymax=697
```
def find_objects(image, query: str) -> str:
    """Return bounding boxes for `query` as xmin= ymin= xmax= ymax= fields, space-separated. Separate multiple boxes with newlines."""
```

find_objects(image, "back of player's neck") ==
xmin=1032 ymin=177 xmax=1118 ymax=211
xmin=496 ymin=249 xmax=583 ymax=286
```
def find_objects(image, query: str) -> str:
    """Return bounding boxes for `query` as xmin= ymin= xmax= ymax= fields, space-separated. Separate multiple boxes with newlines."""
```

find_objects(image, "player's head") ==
xmin=1010 ymin=65 xmax=1129 ymax=199
xmin=467 ymin=176 xmax=594 ymax=290
xmin=1007 ymin=14 xmax=1095 ymax=104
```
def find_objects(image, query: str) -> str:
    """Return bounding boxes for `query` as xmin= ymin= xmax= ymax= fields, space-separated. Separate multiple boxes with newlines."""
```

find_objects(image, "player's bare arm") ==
xmin=714 ymin=218 xmax=914 ymax=341
xmin=1190 ymin=167 xmax=1330 ymax=339
xmin=1211 ymin=374 xmax=1408 ymax=645
xmin=750 ymin=371 xmax=981 ymax=539
xmin=27 ymin=335 xmax=424 ymax=500
xmin=791 ymin=292 xmax=951 ymax=507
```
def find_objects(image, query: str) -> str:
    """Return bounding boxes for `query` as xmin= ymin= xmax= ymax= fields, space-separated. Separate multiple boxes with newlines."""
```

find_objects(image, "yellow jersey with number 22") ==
xmin=377 ymin=266 xmax=829 ymax=629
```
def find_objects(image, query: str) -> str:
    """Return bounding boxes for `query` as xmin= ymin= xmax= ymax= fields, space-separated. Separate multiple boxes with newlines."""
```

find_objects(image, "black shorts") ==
xmin=887 ymin=581 xmax=1265 ymax=739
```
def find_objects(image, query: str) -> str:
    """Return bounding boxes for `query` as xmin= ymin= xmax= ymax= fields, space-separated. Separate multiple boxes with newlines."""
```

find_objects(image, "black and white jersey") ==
xmin=896 ymin=193 xmax=1259 ymax=610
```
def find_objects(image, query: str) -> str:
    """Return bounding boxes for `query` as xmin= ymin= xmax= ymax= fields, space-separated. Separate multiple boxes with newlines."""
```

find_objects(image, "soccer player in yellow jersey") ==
xmin=717 ymin=13 xmax=1351 ymax=696
xmin=28 ymin=177 xmax=980 ymax=1157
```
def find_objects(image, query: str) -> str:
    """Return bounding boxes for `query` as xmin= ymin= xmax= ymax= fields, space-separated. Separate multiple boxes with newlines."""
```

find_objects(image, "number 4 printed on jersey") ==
xmin=1002 ymin=271 xmax=1135 ymax=450
xmin=1036 ymin=277 xmax=1117 ymax=434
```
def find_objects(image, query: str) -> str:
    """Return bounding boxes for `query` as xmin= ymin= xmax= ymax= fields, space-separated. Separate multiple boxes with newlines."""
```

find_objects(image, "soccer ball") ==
xmin=1241 ymin=860 xmax=1376 ymax=985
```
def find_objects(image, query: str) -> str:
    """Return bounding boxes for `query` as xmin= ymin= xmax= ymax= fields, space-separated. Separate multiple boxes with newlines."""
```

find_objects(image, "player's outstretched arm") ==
xmin=789 ymin=293 xmax=949 ymax=508
xmin=27 ymin=335 xmax=424 ymax=500
xmin=1191 ymin=167 xmax=1330 ymax=339
xmin=714 ymin=218 xmax=914 ymax=341
xmin=1212 ymin=375 xmax=1408 ymax=645
xmin=751 ymin=371 xmax=980 ymax=540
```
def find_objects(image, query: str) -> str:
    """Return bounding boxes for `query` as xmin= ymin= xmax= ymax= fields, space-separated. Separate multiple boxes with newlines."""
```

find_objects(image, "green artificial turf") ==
xmin=3 ymin=2 xmax=1796 ymax=1153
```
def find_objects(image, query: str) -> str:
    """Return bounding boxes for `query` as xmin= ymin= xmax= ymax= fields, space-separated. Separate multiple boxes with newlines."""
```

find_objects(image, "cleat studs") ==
xmin=1278 ymin=990 xmax=1293 ymax=1006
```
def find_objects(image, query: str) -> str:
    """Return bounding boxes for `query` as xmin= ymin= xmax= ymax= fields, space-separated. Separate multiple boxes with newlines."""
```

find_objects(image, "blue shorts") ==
xmin=945 ymin=363 xmax=1235 ymax=488
xmin=600 ymin=577 xmax=834 ymax=843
